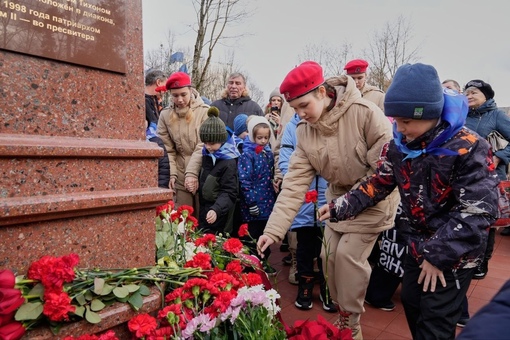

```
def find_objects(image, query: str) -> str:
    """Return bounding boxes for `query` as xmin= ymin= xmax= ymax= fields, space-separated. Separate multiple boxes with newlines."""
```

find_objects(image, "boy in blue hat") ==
xmin=319 ymin=63 xmax=499 ymax=339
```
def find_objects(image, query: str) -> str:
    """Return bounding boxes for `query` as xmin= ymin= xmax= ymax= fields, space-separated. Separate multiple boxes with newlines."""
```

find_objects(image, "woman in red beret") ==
xmin=156 ymin=72 xmax=209 ymax=215
xmin=257 ymin=61 xmax=399 ymax=339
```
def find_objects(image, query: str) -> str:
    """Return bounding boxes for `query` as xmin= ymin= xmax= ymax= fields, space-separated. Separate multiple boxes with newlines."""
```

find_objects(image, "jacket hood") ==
xmin=308 ymin=75 xmax=361 ymax=135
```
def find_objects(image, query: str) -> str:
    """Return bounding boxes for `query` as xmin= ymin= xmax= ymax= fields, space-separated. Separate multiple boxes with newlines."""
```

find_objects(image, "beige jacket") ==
xmin=264 ymin=76 xmax=399 ymax=242
xmin=157 ymin=89 xmax=209 ymax=191
xmin=361 ymin=84 xmax=385 ymax=112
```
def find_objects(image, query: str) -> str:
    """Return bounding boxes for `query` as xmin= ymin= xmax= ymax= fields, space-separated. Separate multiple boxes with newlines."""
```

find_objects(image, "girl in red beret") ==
xmin=257 ymin=61 xmax=398 ymax=339
xmin=157 ymin=72 xmax=209 ymax=216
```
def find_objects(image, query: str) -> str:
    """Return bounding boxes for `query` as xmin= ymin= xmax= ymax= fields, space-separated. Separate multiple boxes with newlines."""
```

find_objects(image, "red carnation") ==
xmin=194 ymin=234 xmax=216 ymax=247
xmin=255 ymin=145 xmax=264 ymax=154
xmin=304 ymin=190 xmax=318 ymax=203
xmin=177 ymin=205 xmax=194 ymax=217
xmin=0 ymin=270 xmax=16 ymax=289
xmin=222 ymin=238 xmax=244 ymax=254
xmin=242 ymin=272 xmax=263 ymax=286
xmin=42 ymin=291 xmax=75 ymax=321
xmin=237 ymin=224 xmax=249 ymax=238
xmin=226 ymin=260 xmax=243 ymax=274
xmin=184 ymin=252 xmax=212 ymax=270
xmin=127 ymin=313 xmax=158 ymax=338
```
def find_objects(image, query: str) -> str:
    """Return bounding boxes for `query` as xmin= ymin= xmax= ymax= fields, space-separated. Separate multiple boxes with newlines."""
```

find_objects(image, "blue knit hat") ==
xmin=233 ymin=114 xmax=248 ymax=136
xmin=384 ymin=63 xmax=444 ymax=120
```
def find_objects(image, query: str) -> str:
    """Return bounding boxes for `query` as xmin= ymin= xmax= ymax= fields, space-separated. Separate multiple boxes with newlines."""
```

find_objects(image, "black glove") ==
xmin=249 ymin=205 xmax=260 ymax=216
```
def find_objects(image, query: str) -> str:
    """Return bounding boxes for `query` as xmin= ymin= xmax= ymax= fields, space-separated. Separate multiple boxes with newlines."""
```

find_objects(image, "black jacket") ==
xmin=211 ymin=96 xmax=263 ymax=130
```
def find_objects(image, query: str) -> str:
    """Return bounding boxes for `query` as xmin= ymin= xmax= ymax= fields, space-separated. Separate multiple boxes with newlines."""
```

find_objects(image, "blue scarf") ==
xmin=203 ymin=133 xmax=240 ymax=165
xmin=394 ymin=88 xmax=468 ymax=160
xmin=146 ymin=122 xmax=158 ymax=140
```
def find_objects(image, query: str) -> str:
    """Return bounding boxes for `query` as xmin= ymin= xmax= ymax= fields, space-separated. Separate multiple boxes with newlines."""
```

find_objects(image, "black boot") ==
xmin=473 ymin=260 xmax=488 ymax=280
xmin=320 ymin=281 xmax=337 ymax=313
xmin=295 ymin=276 xmax=314 ymax=310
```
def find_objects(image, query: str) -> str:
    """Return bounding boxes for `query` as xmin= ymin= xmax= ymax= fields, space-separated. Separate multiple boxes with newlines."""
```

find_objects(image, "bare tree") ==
xmin=365 ymin=15 xmax=420 ymax=90
xmin=190 ymin=0 xmax=251 ymax=92
xmin=298 ymin=41 xmax=353 ymax=78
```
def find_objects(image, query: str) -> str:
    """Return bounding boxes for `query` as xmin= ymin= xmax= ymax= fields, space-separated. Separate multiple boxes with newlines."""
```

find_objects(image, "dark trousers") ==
xmin=295 ymin=226 xmax=324 ymax=279
xmin=484 ymin=227 xmax=496 ymax=262
xmin=401 ymin=258 xmax=474 ymax=340
xmin=242 ymin=220 xmax=270 ymax=259
xmin=365 ymin=265 xmax=402 ymax=306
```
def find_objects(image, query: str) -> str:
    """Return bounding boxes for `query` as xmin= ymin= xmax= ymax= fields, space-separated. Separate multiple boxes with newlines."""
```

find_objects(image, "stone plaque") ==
xmin=0 ymin=0 xmax=126 ymax=73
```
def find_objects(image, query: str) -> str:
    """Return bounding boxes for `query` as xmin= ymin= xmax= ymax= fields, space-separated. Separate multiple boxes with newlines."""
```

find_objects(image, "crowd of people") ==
xmin=145 ymin=59 xmax=510 ymax=339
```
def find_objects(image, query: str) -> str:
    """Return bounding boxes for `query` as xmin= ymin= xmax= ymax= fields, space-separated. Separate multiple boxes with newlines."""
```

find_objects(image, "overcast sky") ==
xmin=142 ymin=0 xmax=510 ymax=107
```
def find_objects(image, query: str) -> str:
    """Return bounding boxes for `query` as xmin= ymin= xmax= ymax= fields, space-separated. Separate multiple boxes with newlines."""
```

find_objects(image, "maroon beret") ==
xmin=166 ymin=72 xmax=191 ymax=90
xmin=344 ymin=59 xmax=369 ymax=74
xmin=279 ymin=61 xmax=324 ymax=102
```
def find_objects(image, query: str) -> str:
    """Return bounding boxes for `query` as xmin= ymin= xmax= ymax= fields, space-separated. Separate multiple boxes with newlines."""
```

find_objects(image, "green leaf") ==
xmin=138 ymin=285 xmax=151 ymax=296
xmin=113 ymin=286 xmax=129 ymax=298
xmin=116 ymin=296 xmax=129 ymax=303
xmin=99 ymin=283 xmax=114 ymax=296
xmin=85 ymin=290 xmax=94 ymax=301
xmin=76 ymin=293 xmax=87 ymax=306
xmin=156 ymin=232 xmax=165 ymax=249
xmin=74 ymin=305 xmax=85 ymax=318
xmin=85 ymin=306 xmax=102 ymax=324
xmin=93 ymin=277 xmax=105 ymax=295
xmin=27 ymin=283 xmax=44 ymax=298
xmin=128 ymin=291 xmax=143 ymax=311
xmin=90 ymin=299 xmax=106 ymax=312
xmin=124 ymin=284 xmax=140 ymax=293
xmin=15 ymin=301 xmax=43 ymax=321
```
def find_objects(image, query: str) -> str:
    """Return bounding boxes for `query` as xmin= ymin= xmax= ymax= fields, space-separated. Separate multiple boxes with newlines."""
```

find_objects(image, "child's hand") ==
xmin=418 ymin=259 xmax=446 ymax=292
xmin=257 ymin=235 xmax=274 ymax=258
xmin=206 ymin=210 xmax=217 ymax=224
xmin=318 ymin=204 xmax=330 ymax=221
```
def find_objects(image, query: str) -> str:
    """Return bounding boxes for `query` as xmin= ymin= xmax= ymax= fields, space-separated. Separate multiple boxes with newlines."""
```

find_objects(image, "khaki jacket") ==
xmin=361 ymin=84 xmax=385 ymax=112
xmin=264 ymin=76 xmax=399 ymax=242
xmin=157 ymin=89 xmax=209 ymax=191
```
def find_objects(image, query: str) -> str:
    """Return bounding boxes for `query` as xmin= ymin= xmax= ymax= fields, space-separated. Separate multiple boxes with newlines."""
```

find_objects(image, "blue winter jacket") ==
xmin=238 ymin=137 xmax=276 ymax=222
xmin=279 ymin=113 xmax=327 ymax=229
xmin=465 ymin=98 xmax=510 ymax=180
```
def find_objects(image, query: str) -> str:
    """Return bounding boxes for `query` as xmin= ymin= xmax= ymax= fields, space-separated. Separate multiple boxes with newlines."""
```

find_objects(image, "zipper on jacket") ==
xmin=452 ymin=269 xmax=460 ymax=290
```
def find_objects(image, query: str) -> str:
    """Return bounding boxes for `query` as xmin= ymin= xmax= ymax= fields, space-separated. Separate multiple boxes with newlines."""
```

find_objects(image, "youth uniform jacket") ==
xmin=157 ymin=89 xmax=209 ymax=192
xmin=465 ymin=98 xmax=510 ymax=180
xmin=279 ymin=113 xmax=327 ymax=229
xmin=198 ymin=133 xmax=240 ymax=234
xmin=329 ymin=102 xmax=499 ymax=271
xmin=238 ymin=137 xmax=276 ymax=222
xmin=263 ymin=75 xmax=399 ymax=242
xmin=360 ymin=84 xmax=385 ymax=113
xmin=211 ymin=95 xmax=264 ymax=130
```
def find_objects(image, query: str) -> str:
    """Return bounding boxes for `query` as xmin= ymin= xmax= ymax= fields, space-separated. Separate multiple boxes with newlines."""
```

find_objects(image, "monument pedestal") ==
xmin=0 ymin=0 xmax=171 ymax=336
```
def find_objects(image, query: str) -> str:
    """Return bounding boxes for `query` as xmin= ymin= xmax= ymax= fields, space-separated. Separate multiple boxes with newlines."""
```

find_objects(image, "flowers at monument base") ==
xmin=285 ymin=314 xmax=353 ymax=340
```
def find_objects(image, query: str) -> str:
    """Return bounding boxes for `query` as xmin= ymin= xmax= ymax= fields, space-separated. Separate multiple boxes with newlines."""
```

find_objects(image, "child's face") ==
xmin=289 ymin=91 xmax=324 ymax=124
xmin=170 ymin=87 xmax=191 ymax=109
xmin=204 ymin=142 xmax=222 ymax=153
xmin=254 ymin=127 xmax=270 ymax=146
xmin=393 ymin=117 xmax=439 ymax=142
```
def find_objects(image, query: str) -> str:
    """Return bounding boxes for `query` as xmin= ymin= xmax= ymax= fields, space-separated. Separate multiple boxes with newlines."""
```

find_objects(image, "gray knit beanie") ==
xmin=200 ymin=107 xmax=228 ymax=143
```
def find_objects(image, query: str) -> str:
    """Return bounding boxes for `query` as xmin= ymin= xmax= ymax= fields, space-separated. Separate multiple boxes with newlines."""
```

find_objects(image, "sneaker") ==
xmin=501 ymin=227 xmax=510 ymax=236
xmin=473 ymin=261 xmax=488 ymax=280
xmin=364 ymin=299 xmax=396 ymax=312
xmin=282 ymin=254 xmax=292 ymax=265
xmin=295 ymin=276 xmax=314 ymax=310
xmin=457 ymin=317 xmax=469 ymax=328
xmin=319 ymin=283 xmax=337 ymax=313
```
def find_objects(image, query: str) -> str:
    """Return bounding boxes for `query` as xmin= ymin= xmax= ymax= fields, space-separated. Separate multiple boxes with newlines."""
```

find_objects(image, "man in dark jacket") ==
xmin=211 ymin=72 xmax=264 ymax=130
xmin=145 ymin=69 xmax=170 ymax=188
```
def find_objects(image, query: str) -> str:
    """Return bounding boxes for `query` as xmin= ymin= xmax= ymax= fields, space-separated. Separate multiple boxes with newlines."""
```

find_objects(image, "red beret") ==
xmin=166 ymin=72 xmax=191 ymax=90
xmin=344 ymin=59 xmax=369 ymax=74
xmin=280 ymin=61 xmax=324 ymax=102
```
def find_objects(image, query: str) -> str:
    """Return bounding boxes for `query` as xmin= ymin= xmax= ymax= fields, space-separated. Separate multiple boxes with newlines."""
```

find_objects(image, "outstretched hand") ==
xmin=256 ymin=235 xmax=275 ymax=258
